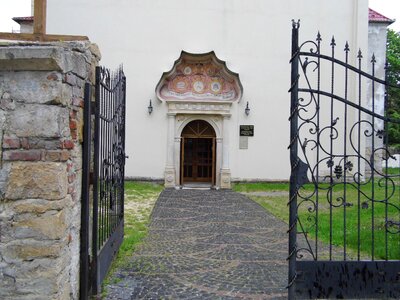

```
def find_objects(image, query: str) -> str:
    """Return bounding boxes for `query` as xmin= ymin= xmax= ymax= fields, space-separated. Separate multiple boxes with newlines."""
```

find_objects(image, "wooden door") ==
xmin=182 ymin=138 xmax=214 ymax=183
xmin=181 ymin=120 xmax=216 ymax=185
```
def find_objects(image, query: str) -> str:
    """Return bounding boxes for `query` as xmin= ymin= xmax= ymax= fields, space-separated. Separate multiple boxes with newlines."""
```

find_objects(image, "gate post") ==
xmin=0 ymin=42 xmax=100 ymax=300
xmin=288 ymin=19 xmax=300 ymax=299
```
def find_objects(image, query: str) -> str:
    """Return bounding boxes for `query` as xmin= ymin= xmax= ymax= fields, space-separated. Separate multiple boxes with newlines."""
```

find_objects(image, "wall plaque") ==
xmin=240 ymin=125 xmax=254 ymax=137
xmin=239 ymin=136 xmax=248 ymax=149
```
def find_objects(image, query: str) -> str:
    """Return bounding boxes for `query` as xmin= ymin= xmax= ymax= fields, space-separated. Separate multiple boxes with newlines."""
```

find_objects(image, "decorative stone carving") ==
xmin=176 ymin=115 xmax=187 ymax=123
xmin=168 ymin=101 xmax=232 ymax=116
xmin=220 ymin=169 xmax=231 ymax=189
xmin=164 ymin=167 xmax=176 ymax=187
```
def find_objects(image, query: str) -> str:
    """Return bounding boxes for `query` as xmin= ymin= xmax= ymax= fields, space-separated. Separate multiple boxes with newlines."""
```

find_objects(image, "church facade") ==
xmin=46 ymin=0 xmax=390 ymax=188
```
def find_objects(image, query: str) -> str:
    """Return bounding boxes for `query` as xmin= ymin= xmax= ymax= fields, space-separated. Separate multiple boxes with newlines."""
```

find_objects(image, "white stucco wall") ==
xmin=368 ymin=22 xmax=388 ymax=118
xmin=47 ymin=0 xmax=368 ymax=181
xmin=366 ymin=21 xmax=390 ymax=172
xmin=20 ymin=23 xmax=33 ymax=34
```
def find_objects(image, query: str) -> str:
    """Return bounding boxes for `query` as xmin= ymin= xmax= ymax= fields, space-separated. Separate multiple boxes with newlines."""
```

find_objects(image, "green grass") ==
xmin=233 ymin=183 xmax=290 ymax=222
xmin=233 ymin=182 xmax=289 ymax=192
xmin=385 ymin=167 xmax=400 ymax=175
xmin=233 ymin=174 xmax=400 ymax=260
xmin=101 ymin=181 xmax=163 ymax=292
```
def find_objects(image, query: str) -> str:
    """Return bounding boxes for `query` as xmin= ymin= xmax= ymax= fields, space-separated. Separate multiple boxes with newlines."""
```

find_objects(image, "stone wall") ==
xmin=0 ymin=41 xmax=100 ymax=299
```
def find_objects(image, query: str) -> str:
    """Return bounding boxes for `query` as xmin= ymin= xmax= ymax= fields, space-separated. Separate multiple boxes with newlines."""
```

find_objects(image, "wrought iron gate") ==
xmin=289 ymin=21 xmax=400 ymax=299
xmin=80 ymin=66 xmax=126 ymax=297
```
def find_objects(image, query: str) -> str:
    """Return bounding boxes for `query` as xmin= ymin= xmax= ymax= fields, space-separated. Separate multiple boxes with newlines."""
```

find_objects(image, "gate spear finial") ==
xmin=292 ymin=19 xmax=300 ymax=29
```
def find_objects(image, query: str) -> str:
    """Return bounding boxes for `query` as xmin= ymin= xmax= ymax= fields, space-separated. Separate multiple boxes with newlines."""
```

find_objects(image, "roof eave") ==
xmin=369 ymin=19 xmax=395 ymax=25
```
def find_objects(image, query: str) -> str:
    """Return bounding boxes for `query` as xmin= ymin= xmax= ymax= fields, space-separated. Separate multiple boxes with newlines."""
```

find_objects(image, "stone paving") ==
xmin=105 ymin=189 xmax=288 ymax=299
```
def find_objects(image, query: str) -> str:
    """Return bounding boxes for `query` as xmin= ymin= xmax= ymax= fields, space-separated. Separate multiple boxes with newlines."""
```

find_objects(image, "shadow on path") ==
xmin=105 ymin=189 xmax=288 ymax=299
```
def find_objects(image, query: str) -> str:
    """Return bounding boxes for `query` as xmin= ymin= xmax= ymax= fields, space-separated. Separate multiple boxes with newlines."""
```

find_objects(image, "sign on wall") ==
xmin=239 ymin=125 xmax=254 ymax=136
xmin=239 ymin=125 xmax=254 ymax=149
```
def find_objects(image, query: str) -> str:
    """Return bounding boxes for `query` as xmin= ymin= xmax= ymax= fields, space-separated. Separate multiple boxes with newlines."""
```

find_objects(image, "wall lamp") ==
xmin=148 ymin=99 xmax=153 ymax=114
xmin=245 ymin=101 xmax=250 ymax=116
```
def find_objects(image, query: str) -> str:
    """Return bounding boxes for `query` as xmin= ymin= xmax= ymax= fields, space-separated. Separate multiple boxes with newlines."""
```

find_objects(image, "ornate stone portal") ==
xmin=155 ymin=51 xmax=243 ymax=188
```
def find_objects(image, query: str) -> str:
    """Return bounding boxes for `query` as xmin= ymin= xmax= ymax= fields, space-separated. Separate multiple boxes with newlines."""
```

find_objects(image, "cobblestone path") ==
xmin=105 ymin=189 xmax=288 ymax=299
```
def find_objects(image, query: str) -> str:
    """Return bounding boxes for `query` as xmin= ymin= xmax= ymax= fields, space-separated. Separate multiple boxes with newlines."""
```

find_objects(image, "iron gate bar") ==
xmin=371 ymin=55 xmax=376 ymax=261
xmin=91 ymin=66 xmax=126 ymax=295
xmin=288 ymin=20 xmax=400 ymax=299
xmin=91 ymin=67 xmax=100 ymax=295
xmin=342 ymin=42 xmax=348 ymax=260
xmin=297 ymin=88 xmax=400 ymax=123
xmin=328 ymin=32 xmax=335 ymax=261
xmin=298 ymin=51 xmax=400 ymax=89
xmin=80 ymin=82 xmax=92 ymax=299
xmin=357 ymin=49 xmax=362 ymax=261
xmin=288 ymin=19 xmax=300 ymax=297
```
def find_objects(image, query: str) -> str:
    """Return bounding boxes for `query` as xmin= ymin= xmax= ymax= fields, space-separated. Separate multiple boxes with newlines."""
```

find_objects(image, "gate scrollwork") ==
xmin=289 ymin=20 xmax=400 ymax=299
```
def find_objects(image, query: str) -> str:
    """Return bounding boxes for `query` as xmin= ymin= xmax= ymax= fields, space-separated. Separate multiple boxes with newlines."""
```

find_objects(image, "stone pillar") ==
xmin=164 ymin=113 xmax=176 ymax=187
xmin=215 ymin=137 xmax=223 ymax=188
xmin=174 ymin=136 xmax=182 ymax=186
xmin=0 ymin=41 xmax=100 ymax=300
xmin=220 ymin=116 xmax=231 ymax=188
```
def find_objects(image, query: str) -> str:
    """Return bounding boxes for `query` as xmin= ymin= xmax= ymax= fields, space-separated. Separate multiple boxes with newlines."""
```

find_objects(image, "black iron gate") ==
xmin=80 ymin=66 xmax=126 ymax=298
xmin=289 ymin=21 xmax=400 ymax=299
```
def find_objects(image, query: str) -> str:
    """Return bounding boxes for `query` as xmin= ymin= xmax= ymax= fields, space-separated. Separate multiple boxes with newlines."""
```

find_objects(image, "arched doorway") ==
xmin=156 ymin=51 xmax=243 ymax=188
xmin=181 ymin=120 xmax=216 ymax=185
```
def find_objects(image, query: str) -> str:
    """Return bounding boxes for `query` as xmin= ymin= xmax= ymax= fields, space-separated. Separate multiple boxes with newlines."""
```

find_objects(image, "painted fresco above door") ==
xmin=156 ymin=51 xmax=243 ymax=103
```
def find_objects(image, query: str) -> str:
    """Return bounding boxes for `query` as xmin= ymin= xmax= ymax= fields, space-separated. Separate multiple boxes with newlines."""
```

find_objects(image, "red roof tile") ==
xmin=369 ymin=8 xmax=394 ymax=24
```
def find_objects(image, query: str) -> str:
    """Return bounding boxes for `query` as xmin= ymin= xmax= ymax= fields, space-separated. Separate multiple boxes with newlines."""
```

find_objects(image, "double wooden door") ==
xmin=181 ymin=137 xmax=215 ymax=184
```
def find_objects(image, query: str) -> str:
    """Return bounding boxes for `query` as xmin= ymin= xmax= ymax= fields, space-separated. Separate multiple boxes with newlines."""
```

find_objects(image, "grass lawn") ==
xmin=233 ymin=170 xmax=400 ymax=260
xmin=102 ymin=181 xmax=163 ymax=292
xmin=233 ymin=182 xmax=290 ymax=223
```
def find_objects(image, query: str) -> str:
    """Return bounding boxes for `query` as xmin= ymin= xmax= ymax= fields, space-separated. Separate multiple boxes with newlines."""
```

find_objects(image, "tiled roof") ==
xmin=369 ymin=8 xmax=394 ymax=24
xmin=12 ymin=16 xmax=34 ymax=24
